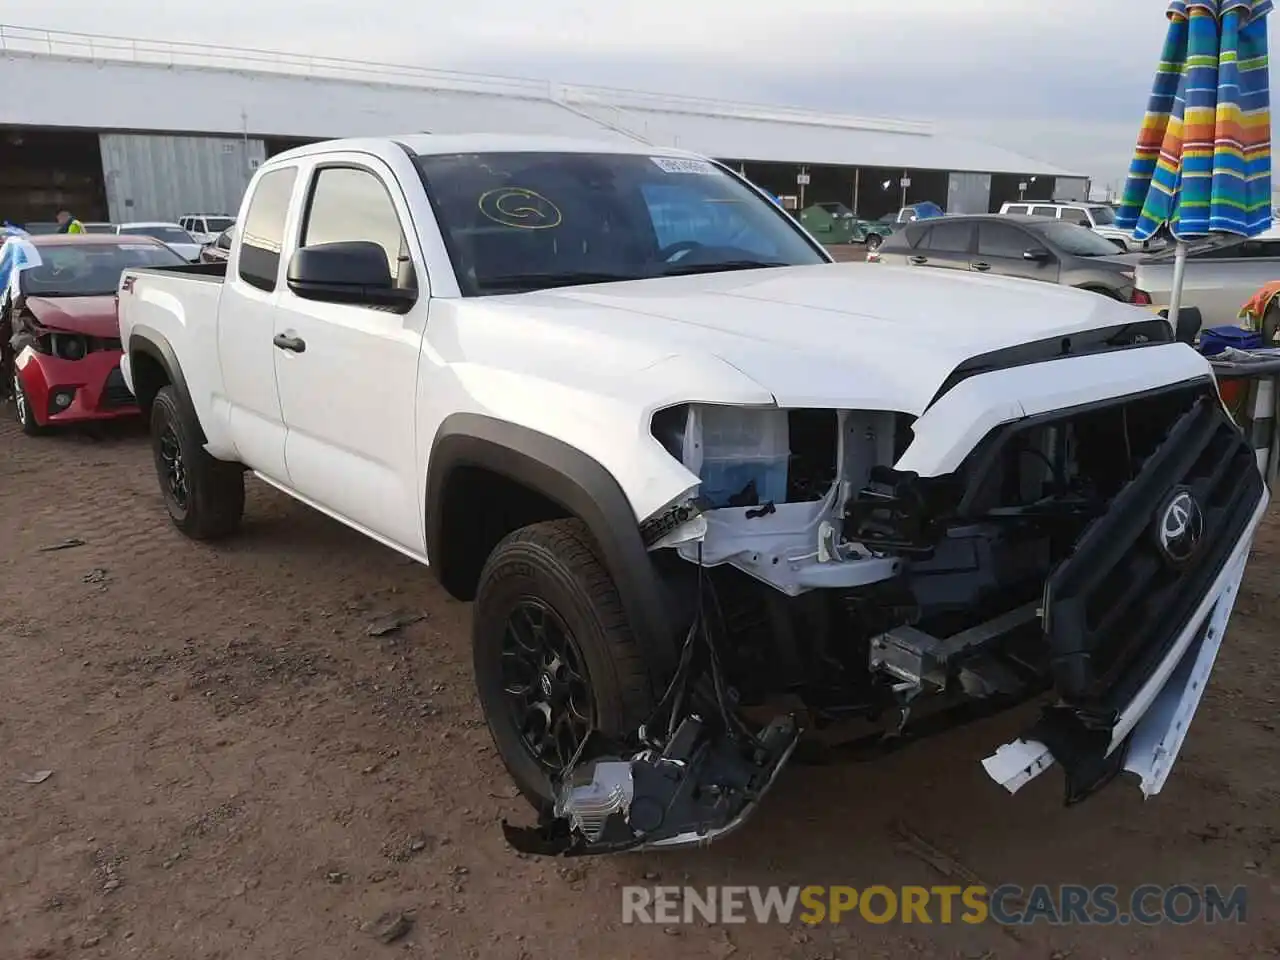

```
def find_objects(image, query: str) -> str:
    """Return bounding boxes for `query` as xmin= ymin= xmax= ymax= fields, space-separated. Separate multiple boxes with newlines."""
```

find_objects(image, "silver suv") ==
xmin=998 ymin=201 xmax=1162 ymax=253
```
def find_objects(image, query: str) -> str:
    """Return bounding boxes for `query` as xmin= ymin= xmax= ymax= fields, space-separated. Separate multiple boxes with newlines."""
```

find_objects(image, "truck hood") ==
xmin=22 ymin=295 xmax=119 ymax=338
xmin=481 ymin=263 xmax=1164 ymax=414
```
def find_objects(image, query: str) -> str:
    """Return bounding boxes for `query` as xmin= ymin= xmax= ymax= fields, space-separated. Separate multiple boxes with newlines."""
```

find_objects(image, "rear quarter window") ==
xmin=238 ymin=166 xmax=299 ymax=292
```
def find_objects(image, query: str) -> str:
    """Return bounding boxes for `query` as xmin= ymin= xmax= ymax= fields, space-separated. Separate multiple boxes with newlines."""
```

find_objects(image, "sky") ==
xmin=14 ymin=1 xmax=1277 ymax=189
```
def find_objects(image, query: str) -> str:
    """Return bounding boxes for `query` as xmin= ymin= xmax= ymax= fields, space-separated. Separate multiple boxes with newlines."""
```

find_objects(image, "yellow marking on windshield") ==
xmin=477 ymin=187 xmax=563 ymax=229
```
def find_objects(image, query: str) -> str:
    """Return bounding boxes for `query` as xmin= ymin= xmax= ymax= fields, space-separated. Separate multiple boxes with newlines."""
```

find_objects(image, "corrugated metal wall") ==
xmin=946 ymin=172 xmax=992 ymax=214
xmin=99 ymin=133 xmax=266 ymax=223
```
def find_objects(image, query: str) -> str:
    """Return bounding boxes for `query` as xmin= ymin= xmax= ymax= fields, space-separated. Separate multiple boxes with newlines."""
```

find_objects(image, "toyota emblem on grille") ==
xmin=1155 ymin=487 xmax=1204 ymax=566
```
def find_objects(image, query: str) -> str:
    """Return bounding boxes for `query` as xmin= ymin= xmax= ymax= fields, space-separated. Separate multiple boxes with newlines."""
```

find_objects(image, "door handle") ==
xmin=970 ymin=262 xmax=991 ymax=272
xmin=273 ymin=334 xmax=306 ymax=353
xmin=908 ymin=256 xmax=928 ymax=265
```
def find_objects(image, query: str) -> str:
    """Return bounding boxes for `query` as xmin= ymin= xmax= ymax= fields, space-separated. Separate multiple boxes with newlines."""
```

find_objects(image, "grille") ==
xmin=1043 ymin=395 xmax=1264 ymax=709
xmin=102 ymin=366 xmax=135 ymax=408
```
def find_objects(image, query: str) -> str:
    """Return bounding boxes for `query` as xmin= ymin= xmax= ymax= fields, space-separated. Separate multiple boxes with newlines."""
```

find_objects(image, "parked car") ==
xmin=179 ymin=214 xmax=235 ymax=246
xmin=0 ymin=234 xmax=187 ymax=434
xmin=115 ymin=222 xmax=202 ymax=262
xmin=998 ymin=200 xmax=1160 ymax=253
xmin=117 ymin=135 xmax=1266 ymax=857
xmin=1135 ymin=227 xmax=1280 ymax=332
xmin=869 ymin=214 xmax=1154 ymax=304
xmin=82 ymin=222 xmax=117 ymax=235
xmin=199 ymin=226 xmax=234 ymax=264
xmin=864 ymin=201 xmax=945 ymax=251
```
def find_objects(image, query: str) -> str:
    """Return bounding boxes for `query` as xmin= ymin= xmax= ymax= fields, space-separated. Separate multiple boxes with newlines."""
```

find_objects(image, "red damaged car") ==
xmin=1 ymin=234 xmax=187 ymax=435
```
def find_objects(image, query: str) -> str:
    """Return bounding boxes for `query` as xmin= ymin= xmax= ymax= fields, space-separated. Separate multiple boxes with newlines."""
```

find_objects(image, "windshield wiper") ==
xmin=658 ymin=259 xmax=789 ymax=277
xmin=475 ymin=271 xmax=642 ymax=293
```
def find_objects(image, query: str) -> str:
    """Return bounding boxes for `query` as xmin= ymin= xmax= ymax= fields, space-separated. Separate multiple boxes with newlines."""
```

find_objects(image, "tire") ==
xmin=149 ymin=385 xmax=244 ymax=540
xmin=472 ymin=518 xmax=654 ymax=810
xmin=865 ymin=234 xmax=883 ymax=252
xmin=12 ymin=370 xmax=45 ymax=436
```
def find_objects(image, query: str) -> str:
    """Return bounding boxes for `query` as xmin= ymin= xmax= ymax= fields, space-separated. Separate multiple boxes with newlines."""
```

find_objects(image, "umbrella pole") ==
xmin=1167 ymin=240 xmax=1189 ymax=331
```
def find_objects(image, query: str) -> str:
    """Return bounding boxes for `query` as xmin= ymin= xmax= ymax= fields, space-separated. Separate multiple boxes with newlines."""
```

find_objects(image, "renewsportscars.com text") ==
xmin=621 ymin=884 xmax=1248 ymax=926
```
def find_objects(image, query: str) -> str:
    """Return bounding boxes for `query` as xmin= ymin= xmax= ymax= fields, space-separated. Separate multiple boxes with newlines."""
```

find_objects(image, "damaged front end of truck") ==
xmin=504 ymin=327 xmax=1270 ymax=858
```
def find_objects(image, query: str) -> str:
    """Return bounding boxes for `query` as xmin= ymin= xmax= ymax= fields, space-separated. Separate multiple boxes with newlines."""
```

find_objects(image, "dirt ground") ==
xmin=0 ymin=405 xmax=1277 ymax=960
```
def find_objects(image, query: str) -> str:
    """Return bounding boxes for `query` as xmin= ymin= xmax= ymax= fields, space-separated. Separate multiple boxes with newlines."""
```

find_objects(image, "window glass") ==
xmin=414 ymin=151 xmax=824 ymax=295
xmin=641 ymin=183 xmax=783 ymax=259
xmin=921 ymin=220 xmax=974 ymax=252
xmin=16 ymin=240 xmax=186 ymax=297
xmin=1031 ymin=222 xmax=1119 ymax=256
xmin=1004 ymin=204 xmax=1030 ymax=215
xmin=120 ymin=225 xmax=193 ymax=243
xmin=1060 ymin=208 xmax=1091 ymax=226
xmin=1030 ymin=206 xmax=1060 ymax=218
xmin=238 ymin=167 xmax=298 ymax=292
xmin=978 ymin=222 xmax=1033 ymax=258
xmin=1089 ymin=206 xmax=1118 ymax=225
xmin=302 ymin=166 xmax=409 ymax=282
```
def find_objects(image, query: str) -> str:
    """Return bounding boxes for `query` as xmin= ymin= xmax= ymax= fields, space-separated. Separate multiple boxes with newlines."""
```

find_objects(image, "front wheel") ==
xmin=12 ymin=371 xmax=45 ymax=436
xmin=149 ymin=385 xmax=244 ymax=540
xmin=471 ymin=518 xmax=654 ymax=810
xmin=865 ymin=234 xmax=883 ymax=252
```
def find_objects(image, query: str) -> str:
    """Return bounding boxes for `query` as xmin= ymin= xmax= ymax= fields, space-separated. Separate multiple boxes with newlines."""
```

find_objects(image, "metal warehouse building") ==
xmin=0 ymin=25 xmax=1087 ymax=226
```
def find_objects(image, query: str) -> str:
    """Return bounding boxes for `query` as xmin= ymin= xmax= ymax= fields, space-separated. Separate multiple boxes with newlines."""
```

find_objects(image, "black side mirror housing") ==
xmin=1158 ymin=306 xmax=1202 ymax=345
xmin=1023 ymin=246 xmax=1052 ymax=262
xmin=286 ymin=240 xmax=416 ymax=312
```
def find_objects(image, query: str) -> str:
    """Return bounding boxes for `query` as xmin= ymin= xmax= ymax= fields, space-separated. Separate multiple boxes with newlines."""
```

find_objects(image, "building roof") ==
xmin=0 ymin=24 xmax=1083 ymax=178
xmin=558 ymin=90 xmax=1085 ymax=178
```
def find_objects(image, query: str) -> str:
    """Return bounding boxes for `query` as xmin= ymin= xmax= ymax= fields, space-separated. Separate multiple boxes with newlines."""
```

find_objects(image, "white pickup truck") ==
xmin=117 ymin=134 xmax=1269 ymax=857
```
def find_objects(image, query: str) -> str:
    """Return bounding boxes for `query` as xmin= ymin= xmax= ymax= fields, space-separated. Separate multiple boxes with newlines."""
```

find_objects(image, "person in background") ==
xmin=55 ymin=210 xmax=84 ymax=234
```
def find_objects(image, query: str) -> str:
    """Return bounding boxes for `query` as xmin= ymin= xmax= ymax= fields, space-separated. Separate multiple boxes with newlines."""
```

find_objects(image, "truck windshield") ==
xmin=17 ymin=241 xmax=187 ymax=297
xmin=414 ymin=151 xmax=827 ymax=295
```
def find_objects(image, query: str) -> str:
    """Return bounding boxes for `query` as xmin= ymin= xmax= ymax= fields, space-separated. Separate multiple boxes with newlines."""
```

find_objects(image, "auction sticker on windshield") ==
xmin=651 ymin=157 xmax=718 ymax=175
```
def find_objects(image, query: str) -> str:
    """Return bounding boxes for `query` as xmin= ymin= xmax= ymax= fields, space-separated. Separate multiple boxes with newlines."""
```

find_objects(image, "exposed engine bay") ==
xmin=505 ymin=364 xmax=1266 ymax=857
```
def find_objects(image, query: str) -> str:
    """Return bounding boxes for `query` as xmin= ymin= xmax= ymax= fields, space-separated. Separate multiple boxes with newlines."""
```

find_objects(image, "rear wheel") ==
xmin=865 ymin=234 xmax=884 ymax=252
xmin=471 ymin=518 xmax=654 ymax=810
xmin=149 ymin=385 xmax=244 ymax=539
xmin=12 ymin=371 xmax=45 ymax=436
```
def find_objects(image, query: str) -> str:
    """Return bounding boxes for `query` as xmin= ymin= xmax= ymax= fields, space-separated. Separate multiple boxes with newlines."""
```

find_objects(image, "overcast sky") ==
xmin=16 ymin=1 xmax=1276 ymax=187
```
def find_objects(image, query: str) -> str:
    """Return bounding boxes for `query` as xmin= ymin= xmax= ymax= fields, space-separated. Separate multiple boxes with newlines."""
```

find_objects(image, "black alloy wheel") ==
xmin=500 ymin=597 xmax=594 ymax=774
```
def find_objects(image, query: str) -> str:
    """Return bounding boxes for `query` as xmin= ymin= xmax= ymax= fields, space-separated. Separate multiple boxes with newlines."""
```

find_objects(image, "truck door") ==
xmin=271 ymin=157 xmax=429 ymax=553
xmin=216 ymin=165 xmax=299 ymax=483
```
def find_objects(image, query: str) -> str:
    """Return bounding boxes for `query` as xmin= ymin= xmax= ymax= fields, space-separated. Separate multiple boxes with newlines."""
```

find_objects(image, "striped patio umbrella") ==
xmin=1116 ymin=0 xmax=1273 ymax=327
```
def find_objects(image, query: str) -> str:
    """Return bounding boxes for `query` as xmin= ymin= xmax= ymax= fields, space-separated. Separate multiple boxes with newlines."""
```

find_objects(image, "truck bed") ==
xmin=129 ymin=261 xmax=227 ymax=282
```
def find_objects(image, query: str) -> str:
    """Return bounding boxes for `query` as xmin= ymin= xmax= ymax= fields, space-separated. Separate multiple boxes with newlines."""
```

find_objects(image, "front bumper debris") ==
xmin=503 ymin=714 xmax=799 ymax=857
xmin=983 ymin=486 xmax=1268 ymax=800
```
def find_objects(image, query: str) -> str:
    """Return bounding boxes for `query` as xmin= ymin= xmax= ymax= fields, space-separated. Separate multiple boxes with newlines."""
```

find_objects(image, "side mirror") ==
xmin=1023 ymin=247 xmax=1052 ymax=262
xmin=1159 ymin=306 xmax=1202 ymax=345
xmin=286 ymin=240 xmax=415 ymax=312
